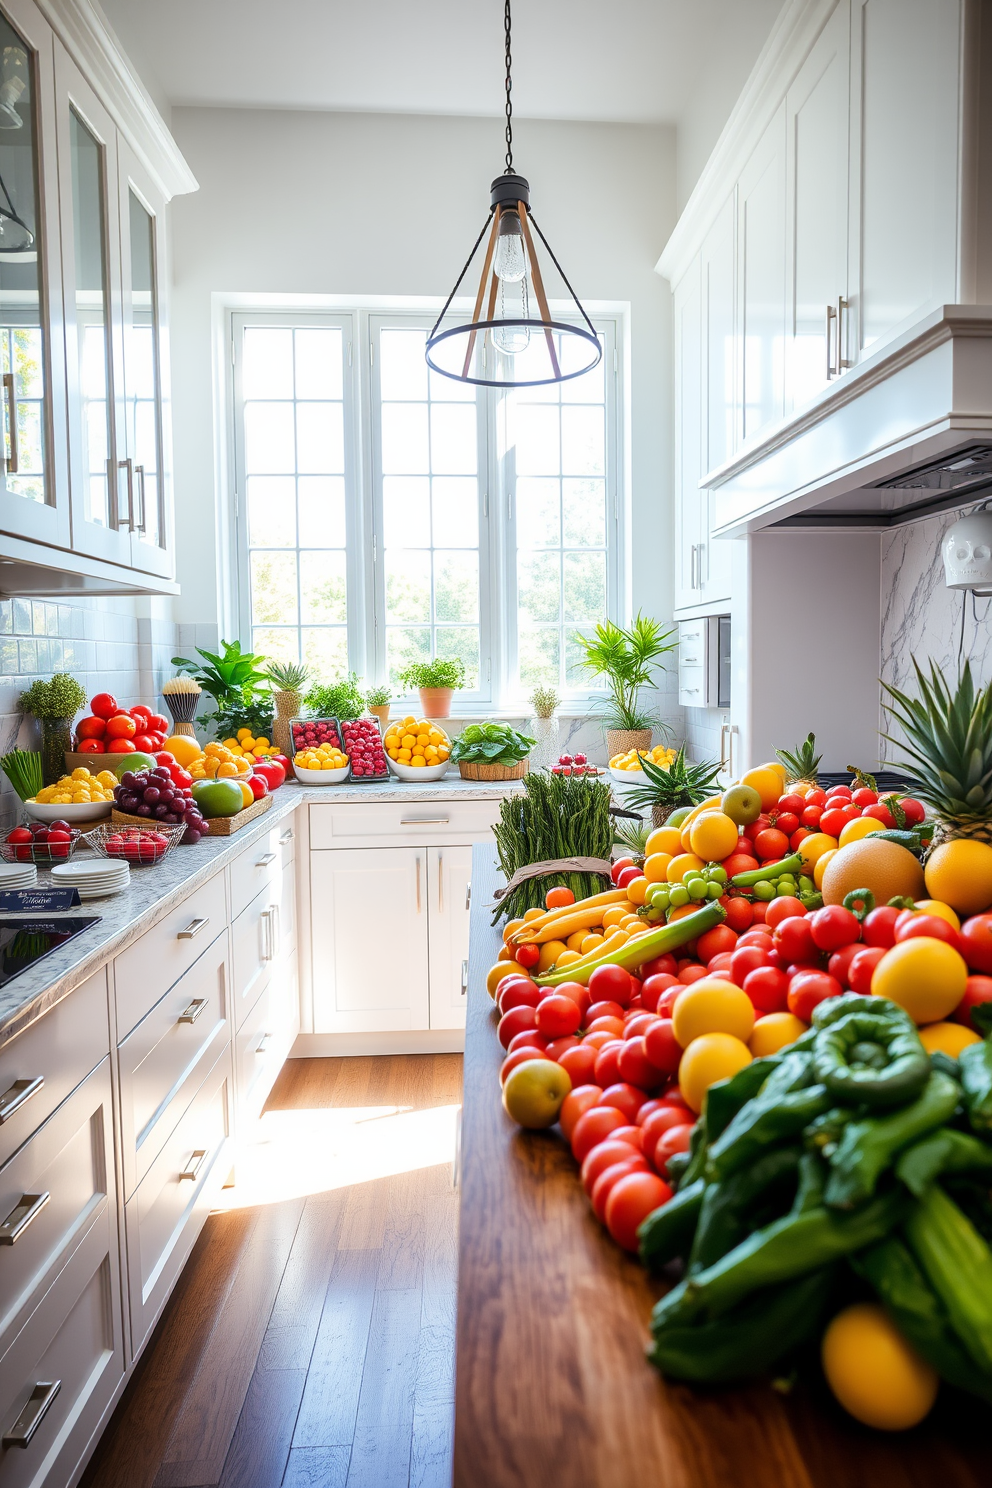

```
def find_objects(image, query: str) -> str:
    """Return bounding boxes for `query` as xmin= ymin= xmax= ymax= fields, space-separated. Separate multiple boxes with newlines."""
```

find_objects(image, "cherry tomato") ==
xmin=499 ymin=1048 xmax=551 ymax=1085
xmin=722 ymin=852 xmax=761 ymax=880
xmin=730 ymin=943 xmax=772 ymax=986
xmin=497 ymin=1004 xmax=539 ymax=1049
xmin=643 ymin=1018 xmax=681 ymax=1076
xmin=593 ymin=1041 xmax=625 ymax=1088
xmin=536 ymin=993 xmax=582 ymax=1038
xmin=640 ymin=973 xmax=678 ymax=1012
xmin=571 ymin=1104 xmax=628 ymax=1162
xmin=545 ymin=886 xmax=575 ymax=910
xmin=585 ymin=999 xmax=624 ymax=1025
xmin=737 ymin=929 xmax=774 ymax=949
xmin=742 ymin=965 xmax=790 ymax=1013
xmin=75 ymin=715 xmax=105 ymax=740
xmin=751 ymin=902 xmax=768 ymax=924
xmin=623 ymin=1012 xmax=658 ymax=1040
xmin=777 ymin=793 xmax=806 ymax=814
xmin=895 ymin=914 xmax=961 ymax=953
xmin=588 ymin=964 xmax=633 ymax=1007
xmin=546 ymin=1035 xmax=580 ymax=1061
xmin=609 ymin=1125 xmax=644 ymax=1149
xmin=820 ymin=807 xmax=852 ymax=837
xmin=959 ymin=914 xmax=992 ymax=974
xmin=597 ymin=1081 xmax=648 ymax=1123
xmin=635 ymin=1098 xmax=669 ymax=1126
xmin=582 ymin=1140 xmax=649 ymax=1194
xmin=743 ymin=815 xmax=772 ymax=843
xmin=515 ymin=943 xmax=541 ymax=969
xmin=653 ymin=1124 xmax=694 ymax=1175
xmin=861 ymin=803 xmax=896 ymax=828
xmin=722 ymin=896 xmax=754 ymax=932
xmin=775 ymin=812 xmax=800 ymax=837
xmin=640 ymin=1105 xmax=689 ymax=1160
xmin=828 ymin=943 xmax=863 ymax=986
xmin=498 ymin=981 xmax=542 ymax=1015
xmin=851 ymin=787 xmax=879 ymax=807
xmin=617 ymin=1036 xmax=660 ymax=1089
xmin=790 ymin=828 xmax=813 ymax=851
xmin=754 ymin=828 xmax=790 ymax=861
xmin=90 ymin=692 xmax=118 ymax=720
xmin=507 ymin=1028 xmax=550 ymax=1055
xmin=805 ymin=787 xmax=828 ymax=807
xmin=809 ymin=905 xmax=861 ymax=951
xmin=557 ymin=1043 xmax=598 ymax=1086
xmin=678 ymin=964 xmax=710 ymax=986
xmin=899 ymin=797 xmax=926 ymax=825
xmin=764 ymin=897 xmax=806 ymax=930
xmin=847 ymin=946 xmax=887 ymax=995
xmin=800 ymin=805 xmax=823 ymax=829
xmin=639 ymin=953 xmax=678 ymax=980
xmin=773 ymin=915 xmax=819 ymax=965
xmin=696 ymin=925 xmax=738 ymax=962
xmin=559 ymin=1085 xmax=602 ymax=1142
xmin=605 ymin=1172 xmax=672 ymax=1251
xmin=587 ymin=1015 xmax=625 ymax=1039
xmin=825 ymin=785 xmax=853 ymax=802
xmin=592 ymin=1160 xmax=650 ymax=1222
xmin=955 ymin=975 xmax=992 ymax=1029
xmin=787 ymin=970 xmax=843 ymax=1022
xmin=862 ymin=905 xmax=900 ymax=948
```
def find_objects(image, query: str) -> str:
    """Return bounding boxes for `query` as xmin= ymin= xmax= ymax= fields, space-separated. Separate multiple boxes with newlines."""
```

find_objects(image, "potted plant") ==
xmin=19 ymin=673 xmax=88 ymax=785
xmin=527 ymin=685 xmax=560 ymax=771
xmin=171 ymin=641 xmax=274 ymax=742
xmin=622 ymin=745 xmax=723 ymax=828
xmin=265 ymin=660 xmax=309 ymax=761
xmin=397 ymin=658 xmax=466 ymax=719
xmin=572 ymin=614 xmax=677 ymax=762
xmin=364 ymin=684 xmax=391 ymax=729
xmin=303 ymin=673 xmax=366 ymax=722
xmin=450 ymin=722 xmax=534 ymax=780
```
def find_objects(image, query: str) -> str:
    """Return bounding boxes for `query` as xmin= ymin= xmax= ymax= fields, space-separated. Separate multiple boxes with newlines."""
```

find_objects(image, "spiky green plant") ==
xmin=572 ymin=614 xmax=677 ymax=731
xmin=776 ymin=732 xmax=822 ymax=787
xmin=882 ymin=659 xmax=992 ymax=844
xmin=265 ymin=660 xmax=308 ymax=692
xmin=622 ymin=746 xmax=723 ymax=821
xmin=613 ymin=816 xmax=652 ymax=860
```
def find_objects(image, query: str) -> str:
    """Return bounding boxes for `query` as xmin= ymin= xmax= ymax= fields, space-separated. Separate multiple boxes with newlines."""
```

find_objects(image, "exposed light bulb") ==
xmin=492 ymin=209 xmax=530 ymax=355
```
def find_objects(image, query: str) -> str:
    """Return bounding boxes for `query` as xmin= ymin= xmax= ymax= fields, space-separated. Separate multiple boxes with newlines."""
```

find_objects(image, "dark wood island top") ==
xmin=453 ymin=846 xmax=992 ymax=1488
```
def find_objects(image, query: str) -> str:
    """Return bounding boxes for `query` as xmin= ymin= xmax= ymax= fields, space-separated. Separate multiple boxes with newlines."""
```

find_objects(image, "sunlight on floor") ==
xmin=212 ymin=1102 xmax=461 ymax=1209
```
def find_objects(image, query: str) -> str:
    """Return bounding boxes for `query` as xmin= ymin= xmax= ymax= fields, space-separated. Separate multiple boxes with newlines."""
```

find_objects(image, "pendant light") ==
xmin=425 ymin=0 xmax=601 ymax=388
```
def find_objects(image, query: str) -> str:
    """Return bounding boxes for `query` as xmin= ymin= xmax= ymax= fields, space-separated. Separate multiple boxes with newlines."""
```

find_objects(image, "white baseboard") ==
xmin=289 ymin=1030 xmax=466 ymax=1057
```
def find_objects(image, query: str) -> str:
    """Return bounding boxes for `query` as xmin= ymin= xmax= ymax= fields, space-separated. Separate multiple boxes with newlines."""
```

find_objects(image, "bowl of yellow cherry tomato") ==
xmin=292 ymin=743 xmax=351 ymax=784
xmin=25 ymin=767 xmax=116 ymax=822
xmin=382 ymin=717 xmax=452 ymax=781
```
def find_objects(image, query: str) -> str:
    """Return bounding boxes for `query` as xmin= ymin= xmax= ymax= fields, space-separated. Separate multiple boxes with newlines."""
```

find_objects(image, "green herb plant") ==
xmin=492 ymin=770 xmax=613 ymax=923
xmin=172 ymin=641 xmax=273 ymax=738
xmin=529 ymin=685 xmax=560 ymax=720
xmin=450 ymin=722 xmax=534 ymax=766
xmin=572 ymin=614 xmax=677 ymax=732
xmin=397 ymin=658 xmax=467 ymax=692
xmin=365 ymin=684 xmax=392 ymax=709
xmin=19 ymin=673 xmax=87 ymax=720
xmin=303 ymin=673 xmax=366 ymax=721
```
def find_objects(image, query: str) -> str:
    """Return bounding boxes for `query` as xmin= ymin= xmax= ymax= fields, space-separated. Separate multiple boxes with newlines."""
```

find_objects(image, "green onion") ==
xmin=0 ymin=749 xmax=42 ymax=802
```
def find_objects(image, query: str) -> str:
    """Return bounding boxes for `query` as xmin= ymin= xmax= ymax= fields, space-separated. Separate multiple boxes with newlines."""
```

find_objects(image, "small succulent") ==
xmin=529 ymin=685 xmax=560 ymax=720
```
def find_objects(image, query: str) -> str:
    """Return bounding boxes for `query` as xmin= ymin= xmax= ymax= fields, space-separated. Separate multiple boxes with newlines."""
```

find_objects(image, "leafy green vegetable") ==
xmin=303 ymin=673 xmax=366 ymax=721
xmin=450 ymin=722 xmax=535 ymax=765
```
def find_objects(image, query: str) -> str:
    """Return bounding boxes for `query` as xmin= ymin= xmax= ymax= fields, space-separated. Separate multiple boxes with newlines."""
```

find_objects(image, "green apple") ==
xmin=666 ymin=806 xmax=692 ymax=829
xmin=114 ymin=752 xmax=156 ymax=778
xmin=502 ymin=1059 xmax=572 ymax=1129
xmin=191 ymin=778 xmax=244 ymax=818
xmin=722 ymin=783 xmax=763 ymax=825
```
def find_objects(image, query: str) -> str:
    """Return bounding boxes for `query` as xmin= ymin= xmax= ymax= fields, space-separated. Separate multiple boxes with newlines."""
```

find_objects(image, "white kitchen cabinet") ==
xmin=426 ymin=846 xmax=472 ymax=1031
xmin=673 ymin=258 xmax=703 ymax=611
xmin=738 ymin=106 xmax=786 ymax=444
xmin=702 ymin=194 xmax=737 ymax=477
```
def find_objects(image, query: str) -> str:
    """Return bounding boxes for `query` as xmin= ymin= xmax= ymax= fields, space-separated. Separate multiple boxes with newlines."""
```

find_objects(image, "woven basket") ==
xmin=606 ymin=728 xmax=653 ymax=762
xmin=457 ymin=759 xmax=529 ymax=781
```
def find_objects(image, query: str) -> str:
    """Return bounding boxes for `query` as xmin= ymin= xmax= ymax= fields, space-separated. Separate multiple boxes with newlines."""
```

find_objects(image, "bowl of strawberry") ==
xmin=2 ymin=821 xmax=79 ymax=863
xmin=341 ymin=718 xmax=388 ymax=780
xmin=112 ymin=765 xmax=208 ymax=843
xmin=84 ymin=823 xmax=186 ymax=864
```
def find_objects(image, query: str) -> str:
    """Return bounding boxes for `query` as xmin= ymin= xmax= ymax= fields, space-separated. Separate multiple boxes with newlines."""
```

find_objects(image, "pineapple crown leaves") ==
xmin=776 ymin=732 xmax=822 ymax=782
xmin=622 ymin=745 xmax=723 ymax=813
xmin=265 ymin=660 xmax=309 ymax=692
xmin=846 ymin=764 xmax=878 ymax=793
xmin=881 ymin=658 xmax=992 ymax=816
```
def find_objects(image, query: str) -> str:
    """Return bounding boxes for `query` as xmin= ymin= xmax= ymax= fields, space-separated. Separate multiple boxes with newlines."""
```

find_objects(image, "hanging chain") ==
xmin=503 ymin=0 xmax=513 ymax=173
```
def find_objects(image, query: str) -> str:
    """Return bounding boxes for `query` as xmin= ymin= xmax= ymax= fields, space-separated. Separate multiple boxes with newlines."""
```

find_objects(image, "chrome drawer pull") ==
xmin=255 ymin=852 xmax=277 ymax=867
xmin=400 ymin=817 xmax=449 ymax=825
xmin=280 ymin=829 xmax=294 ymax=844
xmin=0 ymin=1076 xmax=43 ymax=1124
xmin=0 ymin=1192 xmax=49 ymax=1246
xmin=260 ymin=908 xmax=273 ymax=961
xmin=177 ymin=917 xmax=209 ymax=940
xmin=178 ymin=998 xmax=207 ymax=1025
xmin=179 ymin=1149 xmax=207 ymax=1182
xmin=256 ymin=1032 xmax=272 ymax=1054
xmin=465 ymin=882 xmax=471 ymax=911
xmin=460 ymin=959 xmax=468 ymax=998
xmin=3 ymin=1380 xmax=60 ymax=1448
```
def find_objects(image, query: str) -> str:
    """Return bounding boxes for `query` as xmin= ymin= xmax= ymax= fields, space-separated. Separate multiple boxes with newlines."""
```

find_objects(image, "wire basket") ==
xmin=82 ymin=822 xmax=188 ymax=866
xmin=0 ymin=828 xmax=83 ymax=864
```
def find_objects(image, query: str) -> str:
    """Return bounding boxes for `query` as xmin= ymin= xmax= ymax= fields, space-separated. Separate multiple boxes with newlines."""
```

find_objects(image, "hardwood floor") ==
xmin=82 ymin=1054 xmax=462 ymax=1488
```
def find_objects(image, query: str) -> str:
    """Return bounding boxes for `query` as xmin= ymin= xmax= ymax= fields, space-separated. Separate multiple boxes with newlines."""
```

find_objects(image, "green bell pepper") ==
xmin=812 ymin=1007 xmax=930 ymax=1108
xmin=637 ymin=1178 xmax=705 ymax=1271
xmin=824 ymin=1070 xmax=961 ymax=1210
xmin=957 ymin=1038 xmax=992 ymax=1136
xmin=688 ymin=1147 xmax=801 ymax=1275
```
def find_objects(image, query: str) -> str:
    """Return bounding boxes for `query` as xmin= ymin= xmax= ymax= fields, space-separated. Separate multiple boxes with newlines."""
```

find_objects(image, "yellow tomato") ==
xmin=672 ymin=980 xmax=755 ymax=1048
xmin=918 ymin=1021 xmax=980 ymax=1057
xmin=838 ymin=816 xmax=883 ymax=847
xmin=537 ymin=940 xmax=567 ymax=973
xmin=749 ymin=1012 xmax=808 ymax=1057
xmin=797 ymin=832 xmax=840 ymax=870
xmin=872 ymin=937 xmax=968 ymax=1024
xmin=911 ymin=899 xmax=961 ymax=930
xmin=822 ymin=1304 xmax=937 ymax=1430
xmin=679 ymin=1033 xmax=752 ymax=1114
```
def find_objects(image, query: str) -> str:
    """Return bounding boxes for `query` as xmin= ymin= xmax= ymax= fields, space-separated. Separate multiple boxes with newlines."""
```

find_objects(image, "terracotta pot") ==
xmin=368 ymin=704 xmax=390 ymax=729
xmin=606 ymin=728 xmax=652 ymax=763
xmin=458 ymin=759 xmax=529 ymax=781
xmin=419 ymin=687 xmax=453 ymax=719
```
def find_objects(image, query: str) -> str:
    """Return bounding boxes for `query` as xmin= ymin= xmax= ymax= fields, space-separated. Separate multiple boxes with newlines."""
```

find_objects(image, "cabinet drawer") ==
xmin=231 ymin=862 xmax=296 ymax=1029
xmin=0 ymin=969 xmax=108 ymax=1172
xmin=0 ymin=1059 xmax=112 ymax=1351
xmin=679 ymin=665 xmax=707 ymax=707
xmin=0 ymin=1208 xmax=122 ymax=1488
xmin=229 ymin=814 xmax=296 ymax=923
xmin=114 ymin=874 xmax=227 ymax=1037
xmin=309 ymin=798 xmax=503 ymax=849
xmin=235 ymin=951 xmax=297 ymax=1125
xmin=125 ymin=1044 xmax=231 ymax=1355
xmin=117 ymin=932 xmax=230 ymax=1199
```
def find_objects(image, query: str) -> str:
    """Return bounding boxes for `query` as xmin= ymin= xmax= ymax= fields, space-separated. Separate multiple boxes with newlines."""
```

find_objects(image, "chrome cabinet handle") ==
xmin=270 ymin=902 xmax=281 ymax=958
xmin=415 ymin=856 xmax=422 ymax=913
xmin=134 ymin=463 xmax=146 ymax=533
xmin=3 ymin=1380 xmax=60 ymax=1448
xmin=0 ymin=1076 xmax=43 ymax=1124
xmin=118 ymin=457 xmax=134 ymax=530
xmin=826 ymin=303 xmax=837 ymax=378
xmin=465 ymin=881 xmax=471 ymax=911
xmin=720 ymin=722 xmax=730 ymax=770
xmin=178 ymin=998 xmax=206 ymax=1025
xmin=682 ymin=655 xmax=700 ymax=664
xmin=179 ymin=1149 xmax=207 ymax=1182
xmin=0 ymin=1192 xmax=48 ymax=1246
xmin=2 ymin=372 xmax=16 ymax=474
xmin=837 ymin=295 xmax=852 ymax=370
xmin=260 ymin=908 xmax=272 ymax=961
xmin=689 ymin=543 xmax=698 ymax=588
xmin=401 ymin=817 xmax=449 ymax=825
xmin=256 ymin=1032 xmax=271 ymax=1054
xmin=460 ymin=959 xmax=468 ymax=998
xmin=177 ymin=916 xmax=209 ymax=940
xmin=280 ymin=829 xmax=294 ymax=844
xmin=437 ymin=851 xmax=444 ymax=913
xmin=255 ymin=852 xmax=276 ymax=867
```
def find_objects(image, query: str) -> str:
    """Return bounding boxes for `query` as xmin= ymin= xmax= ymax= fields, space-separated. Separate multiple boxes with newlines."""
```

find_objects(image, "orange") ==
xmin=740 ymin=767 xmax=783 ymax=811
xmin=643 ymin=853 xmax=672 ymax=883
xmin=689 ymin=810 xmax=740 ymax=862
xmin=163 ymin=735 xmax=203 ymax=768
xmin=645 ymin=825 xmax=682 ymax=857
xmin=667 ymin=852 xmax=705 ymax=883
xmin=924 ymin=839 xmax=992 ymax=917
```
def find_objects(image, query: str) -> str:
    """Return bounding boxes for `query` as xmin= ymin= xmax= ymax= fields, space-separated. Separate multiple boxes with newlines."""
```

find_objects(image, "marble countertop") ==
xmin=0 ymin=771 xmax=521 ymax=1050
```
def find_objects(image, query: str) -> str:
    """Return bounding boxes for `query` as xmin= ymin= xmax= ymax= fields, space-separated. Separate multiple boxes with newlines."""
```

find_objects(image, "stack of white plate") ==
xmin=0 ymin=862 xmax=38 ymax=889
xmin=51 ymin=859 xmax=130 ymax=901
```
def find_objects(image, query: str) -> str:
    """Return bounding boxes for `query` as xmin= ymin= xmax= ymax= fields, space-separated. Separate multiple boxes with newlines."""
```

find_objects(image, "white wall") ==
xmin=166 ymin=108 xmax=679 ymax=708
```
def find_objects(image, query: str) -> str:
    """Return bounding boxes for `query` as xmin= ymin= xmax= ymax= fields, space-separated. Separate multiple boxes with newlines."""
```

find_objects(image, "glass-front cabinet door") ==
xmin=0 ymin=0 xmax=68 ymax=547
xmin=117 ymin=140 xmax=171 ymax=577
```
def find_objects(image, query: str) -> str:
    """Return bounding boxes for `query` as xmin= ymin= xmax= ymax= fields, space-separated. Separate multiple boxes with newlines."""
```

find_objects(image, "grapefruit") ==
xmin=821 ymin=838 xmax=925 ymax=907
xmin=924 ymin=839 xmax=992 ymax=917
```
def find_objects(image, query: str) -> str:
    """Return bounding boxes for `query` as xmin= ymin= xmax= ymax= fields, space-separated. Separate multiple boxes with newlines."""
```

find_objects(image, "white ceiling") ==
xmin=98 ymin=0 xmax=783 ymax=126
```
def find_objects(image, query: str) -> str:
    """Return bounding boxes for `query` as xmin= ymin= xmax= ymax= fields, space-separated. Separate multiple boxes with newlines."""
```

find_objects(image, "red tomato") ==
xmin=112 ymin=738 xmax=137 ymax=754
xmin=76 ymin=715 xmax=105 ymax=740
xmin=610 ymin=857 xmax=635 ymax=884
xmin=593 ymin=1041 xmax=625 ymax=1089
xmin=571 ymin=1105 xmax=628 ymax=1162
xmin=775 ymin=812 xmax=800 ymax=837
xmin=608 ymin=1125 xmax=644 ymax=1150
xmin=592 ymin=1160 xmax=649 ymax=1222
xmin=130 ymin=733 xmax=156 ymax=754
xmin=587 ymin=1015 xmax=625 ymax=1038
xmin=764 ymin=897 xmax=806 ymax=930
xmin=751 ymin=902 xmax=768 ymax=924
xmin=623 ymin=1012 xmax=658 ymax=1040
xmin=253 ymin=760 xmax=286 ymax=791
xmin=800 ymin=805 xmax=823 ymax=829
xmin=678 ymin=964 xmax=710 ymax=986
xmin=789 ymin=828 xmax=812 ymax=851
xmin=546 ymin=1035 xmax=580 ymax=1061
xmin=898 ymin=797 xmax=926 ymax=825
xmin=597 ymin=1080 xmax=647 ymax=1123
xmin=90 ymin=692 xmax=118 ymax=720
xmin=825 ymin=785 xmax=853 ymax=801
xmin=787 ymin=970 xmax=843 ymax=1022
xmin=129 ymin=704 xmax=152 ymax=720
xmin=754 ymin=828 xmax=790 ymax=861
xmin=720 ymin=896 xmax=753 ymax=932
xmin=851 ymin=787 xmax=878 ymax=807
xmin=545 ymin=886 xmax=575 ymax=910
xmin=707 ymin=952 xmax=735 ymax=972
xmin=805 ymin=787 xmax=828 ymax=807
xmin=810 ymin=905 xmax=861 ymax=951
xmin=955 ymin=975 xmax=992 ymax=1029
xmin=657 ymin=985 xmax=683 ymax=1018
xmin=77 ymin=738 xmax=105 ymax=753
xmin=558 ymin=1043 xmax=598 ymax=1086
xmin=635 ymin=1099 xmax=669 ymax=1127
xmin=773 ymin=915 xmax=819 ymax=965
xmin=559 ymin=1085 xmax=602 ymax=1141
xmin=639 ymin=953 xmax=678 ymax=980
xmin=588 ymin=964 xmax=633 ymax=1007
xmin=555 ymin=981 xmax=591 ymax=1020
xmin=496 ymin=972 xmax=538 ymax=1001
xmin=582 ymin=1031 xmax=616 ymax=1054
xmin=617 ymin=1037 xmax=660 ymax=1089
xmin=104 ymin=713 xmax=137 ymax=739
xmin=506 ymin=1028 xmax=550 ymax=1054
xmin=743 ymin=815 xmax=772 ymax=843
xmin=742 ymin=965 xmax=790 ymax=1013
xmin=497 ymin=1005 xmax=539 ymax=1049
xmin=862 ymin=905 xmax=900 ymax=948
xmin=582 ymin=1140 xmax=649 ymax=1194
xmin=586 ymin=999 xmax=624 ymax=1023
xmin=960 ymin=915 xmax=992 ymax=974
xmin=861 ymin=803 xmax=896 ymax=829
xmin=653 ymin=1124 xmax=694 ymax=1174
xmin=643 ymin=1018 xmax=681 ymax=1077
xmin=640 ymin=1106 xmax=689 ymax=1159
xmin=640 ymin=973 xmax=678 ymax=1012
xmin=514 ymin=943 xmax=540 ymax=969
xmin=499 ymin=981 xmax=541 ymax=1014
xmin=146 ymin=712 xmax=169 ymax=735
xmin=730 ymin=943 xmax=772 ymax=986
xmin=605 ymin=1172 xmax=672 ymax=1252
xmin=721 ymin=853 xmax=761 ymax=881
xmin=848 ymin=946 xmax=887 ymax=995
xmin=536 ymin=994 xmax=582 ymax=1038
xmin=246 ymin=774 xmax=269 ymax=801
xmin=827 ymin=943 xmax=863 ymax=987
xmin=696 ymin=925 xmax=738 ymax=962
xmin=895 ymin=915 xmax=961 ymax=953
xmin=820 ymin=807 xmax=853 ymax=838
xmin=615 ymin=866 xmax=641 ymax=891
xmin=499 ymin=1048 xmax=550 ymax=1085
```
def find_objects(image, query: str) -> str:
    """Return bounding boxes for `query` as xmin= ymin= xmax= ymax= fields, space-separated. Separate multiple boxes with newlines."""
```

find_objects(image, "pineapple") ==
xmin=623 ymin=746 xmax=723 ymax=827
xmin=266 ymin=660 xmax=309 ymax=761
xmin=776 ymin=732 xmax=822 ymax=789
xmin=882 ymin=659 xmax=992 ymax=846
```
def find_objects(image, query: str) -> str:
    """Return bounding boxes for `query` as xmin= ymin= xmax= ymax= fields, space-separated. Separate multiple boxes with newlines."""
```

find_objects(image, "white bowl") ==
xmin=293 ymin=763 xmax=351 ymax=785
xmin=609 ymin=765 xmax=644 ymax=783
xmin=24 ymin=798 xmax=113 ymax=823
xmin=386 ymin=756 xmax=451 ymax=782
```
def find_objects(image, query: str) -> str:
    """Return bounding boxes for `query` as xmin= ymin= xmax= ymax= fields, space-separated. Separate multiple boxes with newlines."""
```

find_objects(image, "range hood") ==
xmin=708 ymin=306 xmax=992 ymax=538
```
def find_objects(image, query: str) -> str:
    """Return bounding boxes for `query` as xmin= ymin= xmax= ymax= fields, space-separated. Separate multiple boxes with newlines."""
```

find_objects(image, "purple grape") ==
xmin=182 ymin=826 xmax=202 ymax=844
xmin=182 ymin=808 xmax=200 ymax=827
xmin=143 ymin=787 xmax=160 ymax=804
xmin=120 ymin=772 xmax=136 ymax=789
xmin=136 ymin=804 xmax=152 ymax=817
xmin=153 ymin=803 xmax=170 ymax=818
xmin=151 ymin=768 xmax=170 ymax=782
xmin=119 ymin=792 xmax=140 ymax=813
xmin=162 ymin=812 xmax=178 ymax=824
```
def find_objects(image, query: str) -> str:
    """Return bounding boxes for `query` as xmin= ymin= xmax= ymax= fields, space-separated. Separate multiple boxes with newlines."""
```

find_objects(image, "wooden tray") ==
xmin=65 ymin=751 xmax=141 ymax=773
xmin=111 ymin=792 xmax=273 ymax=837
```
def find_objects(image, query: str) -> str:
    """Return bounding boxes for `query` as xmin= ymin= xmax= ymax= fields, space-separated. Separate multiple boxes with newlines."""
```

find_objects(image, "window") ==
xmin=232 ymin=309 xmax=620 ymax=707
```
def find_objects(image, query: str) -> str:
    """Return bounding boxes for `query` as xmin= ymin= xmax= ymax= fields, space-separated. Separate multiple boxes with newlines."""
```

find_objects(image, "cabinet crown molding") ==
xmin=35 ymin=0 xmax=197 ymax=201
xmin=657 ymin=0 xmax=839 ymax=285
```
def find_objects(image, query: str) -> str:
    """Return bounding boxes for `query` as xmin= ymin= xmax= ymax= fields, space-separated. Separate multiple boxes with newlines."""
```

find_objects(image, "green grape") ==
xmin=706 ymin=882 xmax=724 ymax=900
xmin=707 ymin=865 xmax=728 ymax=885
xmin=685 ymin=876 xmax=708 ymax=900
xmin=669 ymin=883 xmax=690 ymax=907
xmin=775 ymin=882 xmax=798 ymax=898
xmin=752 ymin=880 xmax=776 ymax=902
xmin=776 ymin=876 xmax=797 ymax=891
xmin=798 ymin=876 xmax=814 ymax=894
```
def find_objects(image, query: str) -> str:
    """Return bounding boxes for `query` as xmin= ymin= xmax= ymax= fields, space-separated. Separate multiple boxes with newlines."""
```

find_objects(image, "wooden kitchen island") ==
xmin=454 ymin=847 xmax=992 ymax=1488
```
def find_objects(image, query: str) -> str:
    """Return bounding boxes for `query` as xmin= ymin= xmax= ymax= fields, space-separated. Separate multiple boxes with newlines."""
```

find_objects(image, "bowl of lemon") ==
xmin=383 ymin=717 xmax=452 ymax=781
xmin=292 ymin=742 xmax=351 ymax=784
xmin=25 ymin=767 xmax=116 ymax=821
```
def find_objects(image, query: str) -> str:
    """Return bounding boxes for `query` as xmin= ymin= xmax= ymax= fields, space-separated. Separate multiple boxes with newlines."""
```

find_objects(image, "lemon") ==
xmin=749 ymin=1012 xmax=807 ymax=1057
xmin=646 ymin=825 xmax=682 ymax=857
xmin=672 ymin=980 xmax=755 ymax=1048
xmin=872 ymin=937 xmax=967 ymax=1024
xmin=679 ymin=1032 xmax=751 ymax=1114
xmin=689 ymin=809 xmax=740 ymax=862
xmin=925 ymin=838 xmax=992 ymax=916
xmin=822 ymin=1303 xmax=938 ymax=1430
xmin=918 ymin=1021 xmax=980 ymax=1057
xmin=813 ymin=848 xmax=838 ymax=889
xmin=838 ymin=816 xmax=883 ymax=847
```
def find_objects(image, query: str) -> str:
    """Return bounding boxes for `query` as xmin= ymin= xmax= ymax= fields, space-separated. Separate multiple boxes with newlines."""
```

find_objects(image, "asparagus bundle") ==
xmin=492 ymin=770 xmax=613 ymax=924
xmin=0 ymin=749 xmax=42 ymax=802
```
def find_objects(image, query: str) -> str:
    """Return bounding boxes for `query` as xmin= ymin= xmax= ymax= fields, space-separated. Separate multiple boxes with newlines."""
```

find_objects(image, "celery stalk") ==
xmin=905 ymin=1183 xmax=992 ymax=1376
